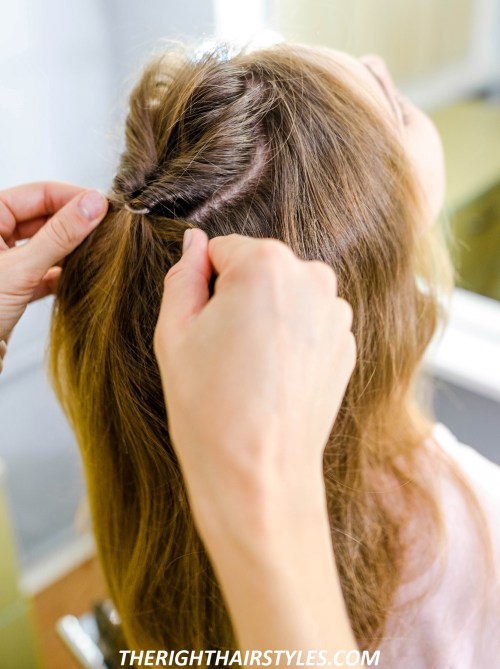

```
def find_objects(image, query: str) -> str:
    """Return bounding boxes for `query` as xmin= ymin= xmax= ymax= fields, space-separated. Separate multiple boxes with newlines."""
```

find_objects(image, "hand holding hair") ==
xmin=154 ymin=228 xmax=360 ymax=661
xmin=0 ymin=182 xmax=108 ymax=349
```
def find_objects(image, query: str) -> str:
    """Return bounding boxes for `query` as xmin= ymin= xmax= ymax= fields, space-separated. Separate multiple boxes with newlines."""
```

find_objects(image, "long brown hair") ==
xmin=50 ymin=43 xmax=491 ymax=652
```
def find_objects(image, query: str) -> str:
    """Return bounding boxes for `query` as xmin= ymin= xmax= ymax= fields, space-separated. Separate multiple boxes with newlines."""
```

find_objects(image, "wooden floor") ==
xmin=31 ymin=557 xmax=108 ymax=669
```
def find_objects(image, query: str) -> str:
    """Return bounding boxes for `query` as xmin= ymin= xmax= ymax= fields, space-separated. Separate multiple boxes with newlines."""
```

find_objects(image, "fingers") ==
xmin=155 ymin=228 xmax=212 ymax=343
xmin=0 ymin=181 xmax=84 ymax=238
xmin=207 ymin=233 xmax=269 ymax=276
xmin=16 ymin=190 xmax=108 ymax=282
xmin=30 ymin=267 xmax=62 ymax=302
xmin=8 ymin=218 xmax=53 ymax=245
xmin=208 ymin=235 xmax=297 ymax=296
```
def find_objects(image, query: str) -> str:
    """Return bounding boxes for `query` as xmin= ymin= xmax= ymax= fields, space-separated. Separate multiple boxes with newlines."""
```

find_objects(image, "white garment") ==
xmin=379 ymin=423 xmax=500 ymax=668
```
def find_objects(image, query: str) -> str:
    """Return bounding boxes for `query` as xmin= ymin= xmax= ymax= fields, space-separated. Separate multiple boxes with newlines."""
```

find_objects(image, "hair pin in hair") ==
xmin=124 ymin=203 xmax=150 ymax=215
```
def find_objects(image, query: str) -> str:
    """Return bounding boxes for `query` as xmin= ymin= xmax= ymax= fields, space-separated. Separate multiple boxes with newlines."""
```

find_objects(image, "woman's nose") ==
xmin=360 ymin=54 xmax=395 ymax=88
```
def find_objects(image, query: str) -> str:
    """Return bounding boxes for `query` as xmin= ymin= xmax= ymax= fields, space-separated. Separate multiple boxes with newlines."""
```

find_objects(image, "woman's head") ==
xmin=316 ymin=48 xmax=445 ymax=222
xmin=50 ymin=43 xmax=451 ymax=650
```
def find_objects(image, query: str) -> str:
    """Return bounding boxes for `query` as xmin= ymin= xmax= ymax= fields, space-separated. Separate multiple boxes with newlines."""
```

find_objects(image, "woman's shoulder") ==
xmin=379 ymin=423 xmax=500 ymax=669
xmin=429 ymin=422 xmax=500 ymax=521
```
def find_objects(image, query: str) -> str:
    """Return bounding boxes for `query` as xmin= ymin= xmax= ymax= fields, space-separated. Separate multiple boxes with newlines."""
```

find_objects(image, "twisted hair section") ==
xmin=111 ymin=52 xmax=271 ymax=229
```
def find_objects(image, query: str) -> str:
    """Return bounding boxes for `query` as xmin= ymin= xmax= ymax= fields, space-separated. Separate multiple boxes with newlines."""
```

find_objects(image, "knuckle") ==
xmin=9 ymin=248 xmax=41 ymax=288
xmin=164 ymin=264 xmax=180 ymax=284
xmin=346 ymin=331 xmax=357 ymax=368
xmin=347 ymin=329 xmax=356 ymax=351
xmin=162 ymin=261 xmax=188 ymax=291
xmin=234 ymin=240 xmax=295 ymax=297
xmin=336 ymin=298 xmax=354 ymax=329
xmin=308 ymin=261 xmax=337 ymax=294
xmin=253 ymin=239 xmax=293 ymax=268
xmin=153 ymin=319 xmax=169 ymax=361
xmin=45 ymin=213 xmax=78 ymax=251
xmin=209 ymin=233 xmax=244 ymax=257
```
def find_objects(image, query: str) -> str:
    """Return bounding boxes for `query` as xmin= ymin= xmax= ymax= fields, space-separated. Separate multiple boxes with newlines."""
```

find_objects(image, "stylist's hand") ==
xmin=154 ymin=228 xmax=356 ymax=546
xmin=155 ymin=228 xmax=359 ymax=659
xmin=0 ymin=182 xmax=108 ymax=344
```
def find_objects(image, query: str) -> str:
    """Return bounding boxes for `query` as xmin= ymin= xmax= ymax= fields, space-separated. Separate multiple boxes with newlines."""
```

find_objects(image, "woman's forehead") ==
xmin=294 ymin=44 xmax=398 ymax=126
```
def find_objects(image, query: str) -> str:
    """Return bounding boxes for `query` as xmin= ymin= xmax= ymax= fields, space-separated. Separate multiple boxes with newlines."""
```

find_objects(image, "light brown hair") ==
xmin=50 ymin=43 xmax=491 ymax=652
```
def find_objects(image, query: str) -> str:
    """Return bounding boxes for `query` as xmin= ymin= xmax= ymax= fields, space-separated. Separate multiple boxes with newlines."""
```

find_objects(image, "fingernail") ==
xmin=182 ymin=228 xmax=193 ymax=254
xmin=79 ymin=190 xmax=108 ymax=222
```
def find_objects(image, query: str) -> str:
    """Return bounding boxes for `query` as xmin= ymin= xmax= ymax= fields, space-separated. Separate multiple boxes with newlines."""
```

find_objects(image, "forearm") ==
xmin=198 ymin=482 xmax=360 ymax=666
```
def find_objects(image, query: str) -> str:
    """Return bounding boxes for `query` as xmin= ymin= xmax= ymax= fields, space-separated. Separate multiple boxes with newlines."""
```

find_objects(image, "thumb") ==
xmin=19 ymin=190 xmax=108 ymax=280
xmin=157 ymin=228 xmax=212 ymax=337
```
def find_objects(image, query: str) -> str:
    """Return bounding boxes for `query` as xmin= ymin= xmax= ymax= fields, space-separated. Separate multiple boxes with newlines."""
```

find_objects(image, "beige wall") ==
xmin=270 ymin=0 xmax=474 ymax=82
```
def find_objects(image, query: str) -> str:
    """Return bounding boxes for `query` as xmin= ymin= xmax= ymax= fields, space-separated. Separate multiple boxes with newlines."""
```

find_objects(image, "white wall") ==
xmin=0 ymin=0 xmax=214 ymax=567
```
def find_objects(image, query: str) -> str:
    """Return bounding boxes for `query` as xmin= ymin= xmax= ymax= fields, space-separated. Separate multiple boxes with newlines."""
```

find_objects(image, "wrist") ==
xmin=194 ymin=472 xmax=332 ymax=569
xmin=199 ymin=489 xmax=356 ymax=654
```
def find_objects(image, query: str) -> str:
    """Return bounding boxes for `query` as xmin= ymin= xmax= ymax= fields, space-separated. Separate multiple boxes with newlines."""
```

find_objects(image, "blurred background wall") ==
xmin=0 ymin=0 xmax=499 ymax=577
xmin=269 ymin=0 xmax=500 ymax=106
xmin=0 ymin=0 xmax=215 ymax=568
